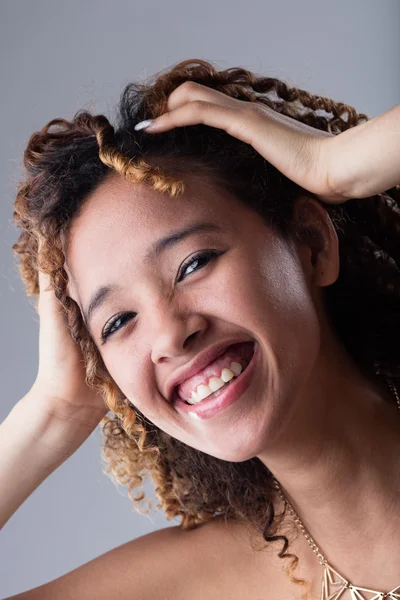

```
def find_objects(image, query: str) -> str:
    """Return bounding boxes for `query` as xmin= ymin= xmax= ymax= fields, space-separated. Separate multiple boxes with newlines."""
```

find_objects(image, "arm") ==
xmin=0 ymin=394 xmax=67 ymax=530
xmin=325 ymin=103 xmax=400 ymax=200
xmin=0 ymin=394 xmax=186 ymax=600
xmin=0 ymin=386 xmax=106 ymax=531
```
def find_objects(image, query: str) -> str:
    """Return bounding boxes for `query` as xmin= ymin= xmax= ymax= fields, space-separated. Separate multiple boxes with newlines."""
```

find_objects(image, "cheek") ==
xmin=238 ymin=245 xmax=321 ymax=376
xmin=261 ymin=254 xmax=321 ymax=398
xmin=101 ymin=353 xmax=141 ymax=406
xmin=106 ymin=353 xmax=164 ymax=421
xmin=228 ymin=245 xmax=318 ymax=334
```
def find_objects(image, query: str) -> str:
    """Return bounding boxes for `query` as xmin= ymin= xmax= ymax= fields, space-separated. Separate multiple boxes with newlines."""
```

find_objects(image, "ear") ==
xmin=290 ymin=195 xmax=340 ymax=288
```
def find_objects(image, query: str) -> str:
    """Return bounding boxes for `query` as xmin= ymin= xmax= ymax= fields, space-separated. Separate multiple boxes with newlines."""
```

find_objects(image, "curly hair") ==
xmin=11 ymin=59 xmax=400 ymax=597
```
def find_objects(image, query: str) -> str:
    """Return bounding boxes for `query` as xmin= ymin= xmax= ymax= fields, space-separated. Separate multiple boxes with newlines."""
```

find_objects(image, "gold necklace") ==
xmin=272 ymin=376 xmax=400 ymax=600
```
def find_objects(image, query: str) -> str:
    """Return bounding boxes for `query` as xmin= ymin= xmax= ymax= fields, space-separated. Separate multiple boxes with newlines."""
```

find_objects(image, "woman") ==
xmin=2 ymin=59 xmax=400 ymax=599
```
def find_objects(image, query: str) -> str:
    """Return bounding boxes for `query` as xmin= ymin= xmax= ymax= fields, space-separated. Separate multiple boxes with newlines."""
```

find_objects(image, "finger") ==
xmin=36 ymin=261 xmax=63 ymax=320
xmin=142 ymin=98 xmax=297 ymax=171
xmin=144 ymin=100 xmax=257 ymax=148
xmin=165 ymin=81 xmax=241 ymax=112
xmin=38 ymin=267 xmax=51 ymax=293
xmin=36 ymin=238 xmax=66 ymax=320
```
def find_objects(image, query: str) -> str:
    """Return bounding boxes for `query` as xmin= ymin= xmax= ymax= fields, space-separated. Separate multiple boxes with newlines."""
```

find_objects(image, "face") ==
xmin=65 ymin=171 xmax=340 ymax=462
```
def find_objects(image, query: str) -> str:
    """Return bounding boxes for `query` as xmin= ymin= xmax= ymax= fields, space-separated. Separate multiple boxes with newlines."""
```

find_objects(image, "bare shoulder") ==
xmin=4 ymin=525 xmax=195 ymax=600
xmin=5 ymin=516 xmax=303 ymax=600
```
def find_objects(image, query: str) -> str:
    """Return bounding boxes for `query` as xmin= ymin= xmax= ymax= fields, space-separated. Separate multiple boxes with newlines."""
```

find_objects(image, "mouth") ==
xmin=171 ymin=341 xmax=256 ymax=406
xmin=172 ymin=341 xmax=259 ymax=419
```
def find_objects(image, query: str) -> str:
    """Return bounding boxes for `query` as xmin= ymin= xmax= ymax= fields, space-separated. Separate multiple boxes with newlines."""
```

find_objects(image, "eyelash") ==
xmin=100 ymin=249 xmax=221 ymax=345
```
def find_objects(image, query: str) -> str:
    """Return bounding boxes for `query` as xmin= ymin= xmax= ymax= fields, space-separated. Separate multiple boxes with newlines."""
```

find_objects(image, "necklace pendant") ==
xmin=321 ymin=564 xmax=400 ymax=599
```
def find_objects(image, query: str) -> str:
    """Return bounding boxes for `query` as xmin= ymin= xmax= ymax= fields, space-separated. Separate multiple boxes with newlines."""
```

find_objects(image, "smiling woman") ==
xmin=9 ymin=58 xmax=400 ymax=599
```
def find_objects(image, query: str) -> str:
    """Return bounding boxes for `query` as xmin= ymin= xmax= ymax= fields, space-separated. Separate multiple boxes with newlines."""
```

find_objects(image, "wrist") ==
xmin=10 ymin=393 xmax=67 ymax=469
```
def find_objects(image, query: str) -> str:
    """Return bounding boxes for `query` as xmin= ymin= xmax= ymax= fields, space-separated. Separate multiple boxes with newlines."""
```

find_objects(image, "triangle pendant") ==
xmin=321 ymin=563 xmax=400 ymax=600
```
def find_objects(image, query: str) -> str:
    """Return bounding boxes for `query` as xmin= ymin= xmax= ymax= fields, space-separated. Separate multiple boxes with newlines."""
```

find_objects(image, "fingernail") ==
xmin=134 ymin=119 xmax=154 ymax=131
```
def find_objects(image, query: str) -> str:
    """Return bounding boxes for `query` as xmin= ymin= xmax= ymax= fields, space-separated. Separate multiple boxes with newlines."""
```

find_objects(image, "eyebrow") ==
xmin=83 ymin=220 xmax=222 ymax=329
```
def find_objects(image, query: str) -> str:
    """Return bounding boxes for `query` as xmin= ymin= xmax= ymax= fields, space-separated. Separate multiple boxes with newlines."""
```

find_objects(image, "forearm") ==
xmin=327 ymin=103 xmax=400 ymax=199
xmin=0 ymin=395 xmax=65 ymax=530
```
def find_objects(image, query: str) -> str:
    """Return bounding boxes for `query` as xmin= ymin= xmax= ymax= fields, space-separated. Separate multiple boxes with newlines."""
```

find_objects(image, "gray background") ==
xmin=1 ymin=0 xmax=399 ymax=596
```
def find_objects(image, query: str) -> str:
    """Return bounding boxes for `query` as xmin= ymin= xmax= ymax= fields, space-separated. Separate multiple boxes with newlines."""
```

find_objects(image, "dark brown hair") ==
xmin=12 ymin=59 xmax=400 ymax=596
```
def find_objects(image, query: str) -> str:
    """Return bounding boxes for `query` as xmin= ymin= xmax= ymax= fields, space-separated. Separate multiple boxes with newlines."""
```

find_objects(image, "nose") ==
xmin=150 ymin=309 xmax=208 ymax=364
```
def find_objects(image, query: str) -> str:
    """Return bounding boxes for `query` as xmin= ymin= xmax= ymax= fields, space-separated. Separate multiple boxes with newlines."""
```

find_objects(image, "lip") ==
xmin=173 ymin=341 xmax=259 ymax=419
xmin=165 ymin=338 xmax=255 ymax=403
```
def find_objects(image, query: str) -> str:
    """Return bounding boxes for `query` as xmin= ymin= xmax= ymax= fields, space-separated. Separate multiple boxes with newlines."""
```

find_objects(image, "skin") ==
xmin=65 ymin=170 xmax=400 ymax=592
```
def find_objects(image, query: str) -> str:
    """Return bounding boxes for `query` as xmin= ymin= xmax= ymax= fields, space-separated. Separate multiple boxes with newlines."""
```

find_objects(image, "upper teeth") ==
xmin=186 ymin=361 xmax=244 ymax=404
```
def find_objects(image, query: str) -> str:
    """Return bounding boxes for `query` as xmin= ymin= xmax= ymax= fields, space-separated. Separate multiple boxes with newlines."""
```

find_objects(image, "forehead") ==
xmin=64 ymin=172 xmax=251 ymax=300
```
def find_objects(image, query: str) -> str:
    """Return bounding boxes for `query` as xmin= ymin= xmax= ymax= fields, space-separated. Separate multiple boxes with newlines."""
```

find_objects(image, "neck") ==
xmin=257 ymin=339 xmax=400 ymax=590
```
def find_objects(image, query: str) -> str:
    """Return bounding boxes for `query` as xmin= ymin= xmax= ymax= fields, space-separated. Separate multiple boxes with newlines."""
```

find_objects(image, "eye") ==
xmin=100 ymin=250 xmax=222 ymax=344
xmin=100 ymin=312 xmax=135 ymax=345
xmin=177 ymin=249 xmax=220 ymax=282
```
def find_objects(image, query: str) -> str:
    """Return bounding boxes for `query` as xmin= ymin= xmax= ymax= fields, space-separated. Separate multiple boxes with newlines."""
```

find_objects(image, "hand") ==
xmin=136 ymin=81 xmax=348 ymax=204
xmin=25 ymin=253 xmax=109 ymax=458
